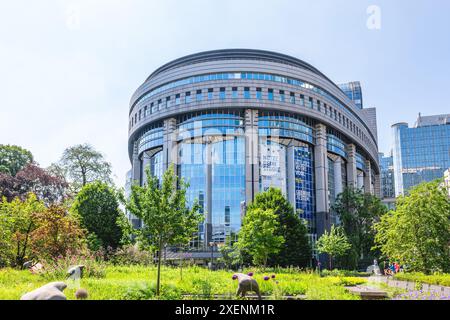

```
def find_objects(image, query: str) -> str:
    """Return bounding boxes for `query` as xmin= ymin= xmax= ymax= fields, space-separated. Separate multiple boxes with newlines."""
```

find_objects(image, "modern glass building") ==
xmin=378 ymin=152 xmax=396 ymax=209
xmin=127 ymin=49 xmax=380 ymax=251
xmin=338 ymin=81 xmax=363 ymax=109
xmin=392 ymin=113 xmax=450 ymax=196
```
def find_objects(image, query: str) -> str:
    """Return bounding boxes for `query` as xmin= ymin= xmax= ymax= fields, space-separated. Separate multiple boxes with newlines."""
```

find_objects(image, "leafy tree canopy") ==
xmin=56 ymin=144 xmax=112 ymax=192
xmin=332 ymin=187 xmax=387 ymax=269
xmin=316 ymin=225 xmax=351 ymax=270
xmin=247 ymin=188 xmax=311 ymax=267
xmin=374 ymin=180 xmax=450 ymax=274
xmin=237 ymin=207 xmax=285 ymax=268
xmin=124 ymin=164 xmax=203 ymax=295
xmin=0 ymin=145 xmax=33 ymax=176
xmin=71 ymin=181 xmax=124 ymax=250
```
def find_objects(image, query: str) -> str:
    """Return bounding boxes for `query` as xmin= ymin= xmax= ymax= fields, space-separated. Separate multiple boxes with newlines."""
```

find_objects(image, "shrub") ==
xmin=110 ymin=244 xmax=154 ymax=266
xmin=38 ymin=252 xmax=106 ymax=280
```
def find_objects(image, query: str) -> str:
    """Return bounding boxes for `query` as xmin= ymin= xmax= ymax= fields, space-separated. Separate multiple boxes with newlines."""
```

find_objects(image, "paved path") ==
xmin=368 ymin=276 xmax=450 ymax=296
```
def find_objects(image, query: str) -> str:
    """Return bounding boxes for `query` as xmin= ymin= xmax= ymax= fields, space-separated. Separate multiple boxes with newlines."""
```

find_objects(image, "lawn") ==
xmin=394 ymin=272 xmax=450 ymax=287
xmin=0 ymin=265 xmax=366 ymax=300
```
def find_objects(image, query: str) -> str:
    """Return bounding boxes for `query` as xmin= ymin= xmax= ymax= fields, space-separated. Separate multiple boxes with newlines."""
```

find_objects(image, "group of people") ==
xmin=384 ymin=262 xmax=402 ymax=276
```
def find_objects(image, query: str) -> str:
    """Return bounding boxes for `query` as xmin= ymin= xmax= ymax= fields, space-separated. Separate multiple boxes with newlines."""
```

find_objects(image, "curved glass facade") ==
xmin=258 ymin=111 xmax=314 ymax=143
xmin=178 ymin=136 xmax=245 ymax=247
xmin=128 ymin=49 xmax=379 ymax=255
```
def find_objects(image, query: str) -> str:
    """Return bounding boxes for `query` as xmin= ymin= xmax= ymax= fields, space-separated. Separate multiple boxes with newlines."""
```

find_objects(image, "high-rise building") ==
xmin=338 ymin=81 xmax=363 ymax=109
xmin=392 ymin=113 xmax=450 ymax=196
xmin=127 ymin=49 xmax=380 ymax=251
xmin=378 ymin=151 xmax=396 ymax=209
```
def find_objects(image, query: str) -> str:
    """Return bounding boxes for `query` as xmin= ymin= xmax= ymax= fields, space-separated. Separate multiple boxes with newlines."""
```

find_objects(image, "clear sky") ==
xmin=1 ymin=0 xmax=449 ymax=187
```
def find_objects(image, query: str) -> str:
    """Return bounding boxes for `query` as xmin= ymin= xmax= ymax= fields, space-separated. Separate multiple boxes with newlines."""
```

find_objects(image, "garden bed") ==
xmin=0 ymin=265 xmax=366 ymax=300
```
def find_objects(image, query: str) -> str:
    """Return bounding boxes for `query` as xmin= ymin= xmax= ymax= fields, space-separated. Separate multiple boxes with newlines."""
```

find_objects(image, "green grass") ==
xmin=394 ymin=272 xmax=450 ymax=287
xmin=0 ymin=265 xmax=365 ymax=300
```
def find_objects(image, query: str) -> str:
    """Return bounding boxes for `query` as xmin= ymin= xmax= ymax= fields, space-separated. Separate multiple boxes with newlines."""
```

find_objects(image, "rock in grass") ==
xmin=20 ymin=282 xmax=67 ymax=300
xmin=75 ymin=289 xmax=89 ymax=300
xmin=233 ymin=273 xmax=261 ymax=299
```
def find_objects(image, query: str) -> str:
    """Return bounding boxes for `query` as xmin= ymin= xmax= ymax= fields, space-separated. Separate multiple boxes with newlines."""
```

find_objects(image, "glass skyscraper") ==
xmin=392 ymin=113 xmax=450 ymax=196
xmin=338 ymin=81 xmax=363 ymax=109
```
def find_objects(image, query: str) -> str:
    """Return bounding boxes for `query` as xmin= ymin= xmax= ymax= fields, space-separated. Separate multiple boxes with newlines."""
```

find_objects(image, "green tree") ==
xmin=31 ymin=204 xmax=86 ymax=260
xmin=124 ymin=164 xmax=203 ymax=296
xmin=0 ymin=194 xmax=45 ymax=267
xmin=374 ymin=180 xmax=450 ymax=274
xmin=56 ymin=144 xmax=112 ymax=192
xmin=247 ymin=188 xmax=311 ymax=267
xmin=71 ymin=181 xmax=124 ymax=250
xmin=316 ymin=225 xmax=351 ymax=270
xmin=0 ymin=145 xmax=33 ymax=176
xmin=237 ymin=207 xmax=285 ymax=268
xmin=332 ymin=187 xmax=387 ymax=269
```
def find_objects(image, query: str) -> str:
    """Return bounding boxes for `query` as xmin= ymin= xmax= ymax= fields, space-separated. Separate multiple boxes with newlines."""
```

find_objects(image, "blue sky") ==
xmin=1 ymin=0 xmax=449 ymax=186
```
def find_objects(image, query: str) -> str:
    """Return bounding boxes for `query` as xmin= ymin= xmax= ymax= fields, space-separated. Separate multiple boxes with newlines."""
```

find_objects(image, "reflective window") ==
xmin=256 ymin=87 xmax=262 ymax=100
xmin=219 ymin=87 xmax=226 ymax=100
xmin=244 ymin=87 xmax=250 ymax=99
xmin=175 ymin=94 xmax=180 ymax=105
xmin=232 ymin=87 xmax=238 ymax=99
xmin=290 ymin=92 xmax=295 ymax=104
xmin=279 ymin=90 xmax=285 ymax=102
xmin=208 ymin=88 xmax=213 ymax=100
xmin=268 ymin=88 xmax=274 ymax=100
xmin=185 ymin=92 xmax=192 ymax=104
xmin=196 ymin=89 xmax=203 ymax=101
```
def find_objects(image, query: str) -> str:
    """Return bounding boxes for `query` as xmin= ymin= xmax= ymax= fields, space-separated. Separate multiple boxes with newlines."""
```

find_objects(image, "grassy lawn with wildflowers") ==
xmin=394 ymin=272 xmax=450 ymax=287
xmin=0 ymin=265 xmax=366 ymax=300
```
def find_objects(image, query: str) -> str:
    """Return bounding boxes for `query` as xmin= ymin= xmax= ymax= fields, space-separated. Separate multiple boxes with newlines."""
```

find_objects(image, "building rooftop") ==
xmin=414 ymin=113 xmax=450 ymax=128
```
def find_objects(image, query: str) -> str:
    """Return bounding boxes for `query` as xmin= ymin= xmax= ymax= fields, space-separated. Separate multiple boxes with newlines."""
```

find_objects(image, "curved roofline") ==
xmin=145 ymin=48 xmax=335 ymax=86
xmin=391 ymin=122 xmax=409 ymax=128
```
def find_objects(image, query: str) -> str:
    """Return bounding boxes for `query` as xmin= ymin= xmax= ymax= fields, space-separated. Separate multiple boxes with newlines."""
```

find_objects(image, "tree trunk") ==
xmin=329 ymin=255 xmax=333 ymax=270
xmin=156 ymin=238 xmax=163 ymax=297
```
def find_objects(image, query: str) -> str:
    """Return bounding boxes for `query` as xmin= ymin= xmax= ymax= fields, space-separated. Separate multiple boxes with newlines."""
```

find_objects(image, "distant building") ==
xmin=124 ymin=169 xmax=141 ymax=229
xmin=392 ymin=113 xmax=450 ymax=196
xmin=338 ymin=81 xmax=363 ymax=109
xmin=379 ymin=152 xmax=396 ymax=209
xmin=444 ymin=169 xmax=450 ymax=197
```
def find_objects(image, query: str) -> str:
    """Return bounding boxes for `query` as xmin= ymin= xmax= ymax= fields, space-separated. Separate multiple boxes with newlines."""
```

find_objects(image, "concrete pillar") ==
xmin=346 ymin=144 xmax=357 ymax=188
xmin=163 ymin=118 xmax=177 ymax=173
xmin=364 ymin=160 xmax=373 ymax=194
xmin=131 ymin=141 xmax=141 ymax=184
xmin=333 ymin=157 xmax=343 ymax=197
xmin=374 ymin=174 xmax=382 ymax=198
xmin=204 ymin=141 xmax=213 ymax=248
xmin=287 ymin=145 xmax=296 ymax=208
xmin=314 ymin=124 xmax=330 ymax=237
xmin=244 ymin=109 xmax=259 ymax=208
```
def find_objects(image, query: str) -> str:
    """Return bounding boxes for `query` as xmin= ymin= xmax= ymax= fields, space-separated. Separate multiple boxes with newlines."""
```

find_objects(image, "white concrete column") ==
xmin=314 ymin=124 xmax=330 ymax=236
xmin=131 ymin=141 xmax=141 ymax=184
xmin=364 ymin=160 xmax=373 ymax=194
xmin=244 ymin=109 xmax=259 ymax=207
xmin=333 ymin=157 xmax=343 ymax=197
xmin=163 ymin=118 xmax=178 ymax=173
xmin=204 ymin=141 xmax=213 ymax=247
xmin=287 ymin=145 xmax=296 ymax=207
xmin=346 ymin=144 xmax=357 ymax=188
